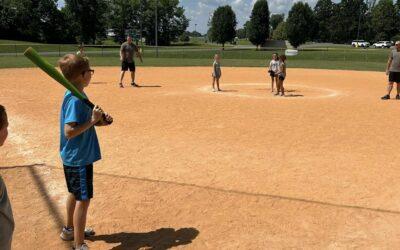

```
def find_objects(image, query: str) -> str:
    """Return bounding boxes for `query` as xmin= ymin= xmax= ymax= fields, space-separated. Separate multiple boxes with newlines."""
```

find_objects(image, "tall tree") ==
xmin=141 ymin=0 xmax=188 ymax=46
xmin=329 ymin=0 xmax=368 ymax=43
xmin=210 ymin=5 xmax=237 ymax=48
xmin=64 ymin=0 xmax=109 ymax=44
xmin=108 ymin=0 xmax=140 ymax=43
xmin=371 ymin=0 xmax=399 ymax=41
xmin=272 ymin=21 xmax=287 ymax=40
xmin=0 ymin=0 xmax=76 ymax=43
xmin=270 ymin=14 xmax=284 ymax=31
xmin=314 ymin=0 xmax=333 ymax=42
xmin=248 ymin=0 xmax=270 ymax=48
xmin=287 ymin=2 xmax=315 ymax=48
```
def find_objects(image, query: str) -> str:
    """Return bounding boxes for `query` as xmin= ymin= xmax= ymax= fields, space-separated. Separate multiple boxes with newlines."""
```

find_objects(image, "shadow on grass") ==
xmin=88 ymin=227 xmax=199 ymax=250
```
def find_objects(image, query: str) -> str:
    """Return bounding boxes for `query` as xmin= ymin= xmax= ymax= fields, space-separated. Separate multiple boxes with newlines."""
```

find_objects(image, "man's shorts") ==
xmin=389 ymin=72 xmax=400 ymax=83
xmin=121 ymin=61 xmax=135 ymax=72
xmin=63 ymin=165 xmax=93 ymax=201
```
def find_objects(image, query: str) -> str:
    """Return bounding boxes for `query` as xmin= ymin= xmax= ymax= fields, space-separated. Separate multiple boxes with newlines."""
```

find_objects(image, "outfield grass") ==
xmin=0 ymin=39 xmax=389 ymax=71
xmin=0 ymin=54 xmax=386 ymax=72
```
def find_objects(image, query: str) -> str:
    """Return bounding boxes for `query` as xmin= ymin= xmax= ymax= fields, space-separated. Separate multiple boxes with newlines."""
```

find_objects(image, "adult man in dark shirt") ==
xmin=119 ymin=35 xmax=143 ymax=88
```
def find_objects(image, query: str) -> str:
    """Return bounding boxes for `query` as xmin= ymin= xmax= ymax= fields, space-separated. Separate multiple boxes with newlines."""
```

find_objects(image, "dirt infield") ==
xmin=1 ymin=66 xmax=400 ymax=249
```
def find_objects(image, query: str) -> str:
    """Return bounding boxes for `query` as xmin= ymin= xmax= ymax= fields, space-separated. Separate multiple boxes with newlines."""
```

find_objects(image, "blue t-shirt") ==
xmin=60 ymin=91 xmax=101 ymax=166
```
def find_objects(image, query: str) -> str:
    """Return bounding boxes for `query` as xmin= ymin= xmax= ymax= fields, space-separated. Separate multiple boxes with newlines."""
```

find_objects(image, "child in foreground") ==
xmin=212 ymin=54 xmax=222 ymax=92
xmin=268 ymin=53 xmax=279 ymax=92
xmin=58 ymin=54 xmax=113 ymax=250
xmin=0 ymin=105 xmax=14 ymax=250
xmin=275 ymin=55 xmax=287 ymax=96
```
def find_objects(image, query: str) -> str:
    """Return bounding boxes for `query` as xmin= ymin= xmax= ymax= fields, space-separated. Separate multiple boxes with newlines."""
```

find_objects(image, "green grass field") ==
xmin=0 ymin=39 xmax=390 ymax=71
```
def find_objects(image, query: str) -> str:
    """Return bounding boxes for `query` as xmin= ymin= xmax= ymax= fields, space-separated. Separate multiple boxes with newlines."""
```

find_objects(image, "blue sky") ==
xmin=58 ymin=0 xmax=340 ymax=33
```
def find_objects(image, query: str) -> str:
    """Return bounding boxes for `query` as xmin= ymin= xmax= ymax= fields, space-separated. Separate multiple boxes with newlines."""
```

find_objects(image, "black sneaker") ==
xmin=131 ymin=82 xmax=140 ymax=87
xmin=381 ymin=95 xmax=390 ymax=100
xmin=396 ymin=95 xmax=400 ymax=100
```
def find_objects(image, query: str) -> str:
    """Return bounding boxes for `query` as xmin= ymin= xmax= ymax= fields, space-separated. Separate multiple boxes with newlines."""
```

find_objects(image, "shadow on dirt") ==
xmin=88 ymin=227 xmax=199 ymax=250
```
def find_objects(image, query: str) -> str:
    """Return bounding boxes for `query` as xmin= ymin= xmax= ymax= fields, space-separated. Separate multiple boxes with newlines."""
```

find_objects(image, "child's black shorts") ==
xmin=279 ymin=75 xmax=285 ymax=81
xmin=121 ymin=61 xmax=136 ymax=72
xmin=389 ymin=72 xmax=400 ymax=83
xmin=63 ymin=164 xmax=93 ymax=201
xmin=269 ymin=71 xmax=276 ymax=77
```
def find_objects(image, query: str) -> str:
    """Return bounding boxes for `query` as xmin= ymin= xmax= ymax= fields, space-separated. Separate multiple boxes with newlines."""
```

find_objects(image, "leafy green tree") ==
xmin=287 ymin=2 xmax=315 ymax=48
xmin=314 ymin=0 xmax=333 ymax=42
xmin=270 ymin=14 xmax=284 ymax=31
xmin=108 ymin=0 xmax=140 ymax=43
xmin=141 ymin=0 xmax=188 ymax=46
xmin=329 ymin=0 xmax=368 ymax=43
xmin=371 ymin=0 xmax=399 ymax=41
xmin=64 ymin=0 xmax=109 ymax=44
xmin=272 ymin=21 xmax=287 ymax=40
xmin=210 ymin=5 xmax=237 ymax=48
xmin=236 ymin=28 xmax=247 ymax=39
xmin=248 ymin=0 xmax=270 ymax=48
xmin=0 ymin=0 xmax=76 ymax=43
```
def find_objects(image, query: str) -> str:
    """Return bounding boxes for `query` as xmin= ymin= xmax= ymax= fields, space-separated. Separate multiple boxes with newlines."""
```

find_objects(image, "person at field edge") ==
xmin=381 ymin=41 xmax=400 ymax=100
xmin=119 ymin=35 xmax=143 ymax=88
xmin=76 ymin=45 xmax=86 ymax=58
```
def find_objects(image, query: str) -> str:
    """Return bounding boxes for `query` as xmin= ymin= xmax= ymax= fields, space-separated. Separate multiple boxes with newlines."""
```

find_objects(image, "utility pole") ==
xmin=155 ymin=0 xmax=159 ymax=57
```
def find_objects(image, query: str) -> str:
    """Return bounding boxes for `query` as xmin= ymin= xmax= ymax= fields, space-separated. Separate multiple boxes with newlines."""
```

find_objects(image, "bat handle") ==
xmin=83 ymin=99 xmax=113 ymax=125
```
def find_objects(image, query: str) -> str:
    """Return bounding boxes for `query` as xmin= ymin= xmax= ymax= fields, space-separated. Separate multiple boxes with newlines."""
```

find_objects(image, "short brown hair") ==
xmin=58 ymin=54 xmax=90 ymax=81
xmin=0 ymin=105 xmax=7 ymax=130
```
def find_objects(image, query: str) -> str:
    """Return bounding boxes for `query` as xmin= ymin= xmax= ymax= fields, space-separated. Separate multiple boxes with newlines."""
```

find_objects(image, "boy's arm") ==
xmin=64 ymin=106 xmax=102 ymax=139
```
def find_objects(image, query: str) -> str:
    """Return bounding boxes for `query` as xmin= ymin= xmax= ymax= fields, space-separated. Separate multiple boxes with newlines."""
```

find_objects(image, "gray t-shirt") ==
xmin=0 ymin=176 xmax=14 ymax=250
xmin=389 ymin=49 xmax=400 ymax=72
xmin=120 ymin=42 xmax=138 ymax=63
xmin=213 ymin=61 xmax=221 ymax=78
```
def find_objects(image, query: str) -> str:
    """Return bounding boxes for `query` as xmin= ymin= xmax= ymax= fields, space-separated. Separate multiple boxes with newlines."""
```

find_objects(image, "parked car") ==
xmin=351 ymin=40 xmax=370 ymax=47
xmin=372 ymin=41 xmax=393 ymax=48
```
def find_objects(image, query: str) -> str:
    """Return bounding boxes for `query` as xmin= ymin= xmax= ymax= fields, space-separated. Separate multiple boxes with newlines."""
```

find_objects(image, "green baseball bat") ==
xmin=24 ymin=47 xmax=112 ymax=124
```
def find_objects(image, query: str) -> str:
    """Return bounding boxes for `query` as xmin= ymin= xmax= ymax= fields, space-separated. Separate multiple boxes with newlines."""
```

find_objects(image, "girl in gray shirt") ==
xmin=212 ymin=54 xmax=222 ymax=92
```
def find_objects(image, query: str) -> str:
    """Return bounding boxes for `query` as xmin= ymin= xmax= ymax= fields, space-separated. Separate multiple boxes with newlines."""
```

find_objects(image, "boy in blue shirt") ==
xmin=58 ymin=54 xmax=113 ymax=250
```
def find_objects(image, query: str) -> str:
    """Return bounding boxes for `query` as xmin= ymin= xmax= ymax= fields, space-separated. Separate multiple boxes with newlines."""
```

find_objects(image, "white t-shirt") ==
xmin=269 ymin=60 xmax=279 ymax=73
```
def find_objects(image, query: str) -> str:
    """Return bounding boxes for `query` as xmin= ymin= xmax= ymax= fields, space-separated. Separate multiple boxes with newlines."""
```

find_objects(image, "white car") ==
xmin=351 ymin=40 xmax=370 ymax=47
xmin=372 ymin=41 xmax=393 ymax=48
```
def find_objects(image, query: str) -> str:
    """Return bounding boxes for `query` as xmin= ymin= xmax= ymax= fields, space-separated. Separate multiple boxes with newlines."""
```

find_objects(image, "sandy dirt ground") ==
xmin=1 ymin=66 xmax=400 ymax=249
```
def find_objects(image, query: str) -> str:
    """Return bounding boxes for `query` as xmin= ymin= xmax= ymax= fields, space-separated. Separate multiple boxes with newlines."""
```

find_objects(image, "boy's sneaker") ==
xmin=381 ymin=95 xmax=390 ymax=100
xmin=60 ymin=226 xmax=95 ymax=241
xmin=396 ymin=95 xmax=400 ymax=100
xmin=73 ymin=243 xmax=89 ymax=250
xmin=60 ymin=226 xmax=74 ymax=241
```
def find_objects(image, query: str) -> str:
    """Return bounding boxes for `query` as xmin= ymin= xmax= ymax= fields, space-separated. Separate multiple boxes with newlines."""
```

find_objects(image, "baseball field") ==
xmin=1 ymin=65 xmax=400 ymax=249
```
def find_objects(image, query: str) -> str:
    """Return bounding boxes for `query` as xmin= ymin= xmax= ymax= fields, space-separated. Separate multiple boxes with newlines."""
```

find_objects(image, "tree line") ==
xmin=209 ymin=0 xmax=400 ymax=48
xmin=0 ymin=0 xmax=188 ymax=45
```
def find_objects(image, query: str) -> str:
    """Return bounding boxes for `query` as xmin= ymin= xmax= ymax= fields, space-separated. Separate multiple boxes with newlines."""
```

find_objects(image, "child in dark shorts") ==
xmin=275 ymin=55 xmax=287 ymax=96
xmin=268 ymin=53 xmax=279 ymax=92
xmin=58 ymin=54 xmax=113 ymax=250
